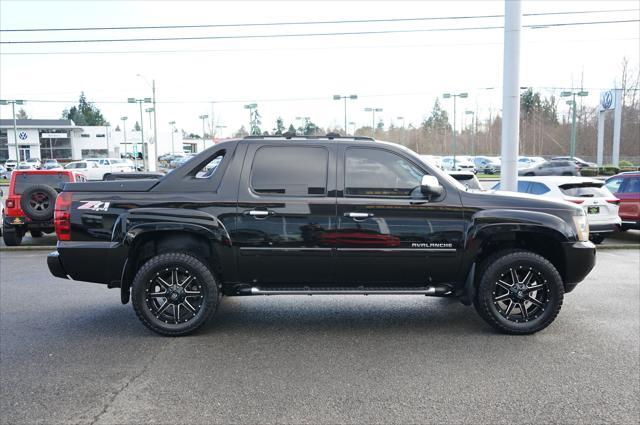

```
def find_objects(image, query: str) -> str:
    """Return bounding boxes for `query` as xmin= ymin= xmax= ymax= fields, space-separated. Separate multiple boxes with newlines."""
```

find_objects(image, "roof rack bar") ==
xmin=243 ymin=135 xmax=374 ymax=141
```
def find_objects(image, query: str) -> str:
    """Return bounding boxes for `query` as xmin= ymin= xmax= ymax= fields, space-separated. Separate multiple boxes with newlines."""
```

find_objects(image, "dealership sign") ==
xmin=600 ymin=91 xmax=614 ymax=110
xmin=41 ymin=133 xmax=68 ymax=138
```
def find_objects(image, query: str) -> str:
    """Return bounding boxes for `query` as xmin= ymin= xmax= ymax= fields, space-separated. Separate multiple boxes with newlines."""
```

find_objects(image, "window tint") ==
xmin=251 ymin=146 xmax=328 ymax=196
xmin=559 ymin=183 xmax=611 ymax=198
xmin=528 ymin=182 xmax=550 ymax=195
xmin=14 ymin=173 xmax=70 ymax=194
xmin=605 ymin=177 xmax=624 ymax=193
xmin=345 ymin=148 xmax=423 ymax=197
xmin=622 ymin=177 xmax=640 ymax=193
xmin=195 ymin=153 xmax=224 ymax=179
xmin=517 ymin=181 xmax=530 ymax=192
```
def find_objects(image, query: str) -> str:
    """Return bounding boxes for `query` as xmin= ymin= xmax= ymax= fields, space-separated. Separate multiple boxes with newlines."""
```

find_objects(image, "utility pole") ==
xmin=500 ymin=0 xmax=522 ymax=192
xmin=128 ymin=97 xmax=151 ymax=171
xmin=120 ymin=116 xmax=128 ymax=156
xmin=364 ymin=107 xmax=383 ymax=138
xmin=145 ymin=108 xmax=154 ymax=129
xmin=465 ymin=110 xmax=475 ymax=157
xmin=333 ymin=94 xmax=358 ymax=135
xmin=443 ymin=92 xmax=468 ymax=169
xmin=560 ymin=89 xmax=588 ymax=159
xmin=199 ymin=114 xmax=209 ymax=150
xmin=244 ymin=103 xmax=258 ymax=135
xmin=0 ymin=99 xmax=25 ymax=162
xmin=169 ymin=121 xmax=176 ymax=155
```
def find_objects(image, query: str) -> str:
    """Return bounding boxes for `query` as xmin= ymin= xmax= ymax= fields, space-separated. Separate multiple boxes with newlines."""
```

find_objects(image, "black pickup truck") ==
xmin=47 ymin=135 xmax=596 ymax=336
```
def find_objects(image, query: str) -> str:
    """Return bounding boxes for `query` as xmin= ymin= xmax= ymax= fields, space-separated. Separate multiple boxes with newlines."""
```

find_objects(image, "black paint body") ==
xmin=48 ymin=138 xmax=596 ymax=299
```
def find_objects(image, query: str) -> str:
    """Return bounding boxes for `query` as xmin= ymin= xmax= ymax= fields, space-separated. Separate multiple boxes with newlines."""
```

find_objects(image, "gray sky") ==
xmin=1 ymin=0 xmax=638 ymax=153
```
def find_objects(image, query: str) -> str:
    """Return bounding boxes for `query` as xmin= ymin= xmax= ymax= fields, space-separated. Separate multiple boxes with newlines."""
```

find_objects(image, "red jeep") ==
xmin=2 ymin=170 xmax=85 ymax=246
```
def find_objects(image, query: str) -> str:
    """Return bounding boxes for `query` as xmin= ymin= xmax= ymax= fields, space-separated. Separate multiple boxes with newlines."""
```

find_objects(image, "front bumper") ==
xmin=562 ymin=240 xmax=596 ymax=292
xmin=47 ymin=251 xmax=68 ymax=279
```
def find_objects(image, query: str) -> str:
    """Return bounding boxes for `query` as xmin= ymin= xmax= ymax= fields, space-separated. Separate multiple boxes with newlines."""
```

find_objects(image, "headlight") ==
xmin=572 ymin=210 xmax=589 ymax=242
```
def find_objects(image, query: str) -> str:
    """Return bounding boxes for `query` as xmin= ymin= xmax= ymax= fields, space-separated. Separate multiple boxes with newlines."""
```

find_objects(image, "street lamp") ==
xmin=120 ymin=116 xmax=128 ymax=156
xmin=333 ymin=94 xmax=358 ymax=135
xmin=136 ymin=74 xmax=158 ymax=171
xmin=465 ymin=110 xmax=475 ymax=157
xmin=442 ymin=92 xmax=468 ymax=168
xmin=364 ymin=107 xmax=383 ymax=138
xmin=199 ymin=114 xmax=209 ymax=148
xmin=0 ymin=99 xmax=25 ymax=163
xmin=145 ymin=108 xmax=154 ymax=129
xmin=560 ymin=90 xmax=588 ymax=159
xmin=168 ymin=121 xmax=176 ymax=155
xmin=127 ymin=97 xmax=151 ymax=171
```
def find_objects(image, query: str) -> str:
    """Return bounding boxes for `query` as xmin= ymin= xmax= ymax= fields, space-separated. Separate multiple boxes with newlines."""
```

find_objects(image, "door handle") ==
xmin=345 ymin=212 xmax=374 ymax=220
xmin=246 ymin=210 xmax=274 ymax=218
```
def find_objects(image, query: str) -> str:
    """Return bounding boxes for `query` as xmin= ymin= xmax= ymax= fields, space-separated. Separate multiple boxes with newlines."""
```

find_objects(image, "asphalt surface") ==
xmin=1 ymin=250 xmax=639 ymax=424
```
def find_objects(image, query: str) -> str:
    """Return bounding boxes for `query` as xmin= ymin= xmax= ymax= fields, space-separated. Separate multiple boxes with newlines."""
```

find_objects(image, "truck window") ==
xmin=195 ymin=154 xmax=224 ymax=179
xmin=250 ymin=146 xmax=328 ymax=196
xmin=14 ymin=173 xmax=71 ymax=194
xmin=345 ymin=148 xmax=423 ymax=197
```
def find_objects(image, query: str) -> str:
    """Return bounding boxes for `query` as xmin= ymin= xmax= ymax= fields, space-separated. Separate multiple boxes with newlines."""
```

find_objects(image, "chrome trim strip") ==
xmin=239 ymin=247 xmax=332 ymax=252
xmin=250 ymin=287 xmax=441 ymax=295
xmin=336 ymin=248 xmax=456 ymax=253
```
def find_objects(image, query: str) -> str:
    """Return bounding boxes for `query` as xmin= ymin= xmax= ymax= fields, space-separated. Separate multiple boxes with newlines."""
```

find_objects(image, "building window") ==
xmin=81 ymin=134 xmax=90 ymax=138
xmin=81 ymin=149 xmax=108 ymax=158
xmin=39 ymin=130 xmax=72 ymax=160
xmin=96 ymin=134 xmax=105 ymax=138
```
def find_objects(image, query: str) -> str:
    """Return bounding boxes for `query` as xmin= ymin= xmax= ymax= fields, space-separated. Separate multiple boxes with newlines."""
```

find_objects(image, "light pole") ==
xmin=137 ymin=74 xmax=158 ymax=171
xmin=168 ymin=121 xmax=176 ymax=155
xmin=333 ymin=94 xmax=358 ymax=135
xmin=0 ymin=99 xmax=25 ymax=163
xmin=127 ymin=97 xmax=151 ymax=170
xmin=348 ymin=121 xmax=356 ymax=136
xmin=560 ymin=90 xmax=588 ymax=159
xmin=199 ymin=114 xmax=209 ymax=149
xmin=465 ymin=110 xmax=475 ymax=157
xmin=145 ymin=108 xmax=154 ymax=129
xmin=443 ymin=92 xmax=468 ymax=168
xmin=244 ymin=103 xmax=257 ymax=135
xmin=120 ymin=116 xmax=128 ymax=156
xmin=364 ymin=107 xmax=383 ymax=138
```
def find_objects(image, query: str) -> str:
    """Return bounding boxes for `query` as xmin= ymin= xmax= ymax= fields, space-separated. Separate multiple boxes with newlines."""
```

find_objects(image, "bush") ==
xmin=619 ymin=160 xmax=634 ymax=167
xmin=580 ymin=168 xmax=598 ymax=177
xmin=599 ymin=165 xmax=620 ymax=176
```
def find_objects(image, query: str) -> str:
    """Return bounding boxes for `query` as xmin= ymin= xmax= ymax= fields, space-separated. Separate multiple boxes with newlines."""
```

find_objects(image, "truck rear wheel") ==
xmin=131 ymin=252 xmax=219 ymax=336
xmin=2 ymin=227 xmax=23 ymax=246
xmin=474 ymin=250 xmax=564 ymax=335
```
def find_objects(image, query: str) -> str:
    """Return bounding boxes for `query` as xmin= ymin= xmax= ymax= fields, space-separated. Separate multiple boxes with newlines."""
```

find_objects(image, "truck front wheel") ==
xmin=131 ymin=252 xmax=219 ymax=336
xmin=474 ymin=250 xmax=564 ymax=334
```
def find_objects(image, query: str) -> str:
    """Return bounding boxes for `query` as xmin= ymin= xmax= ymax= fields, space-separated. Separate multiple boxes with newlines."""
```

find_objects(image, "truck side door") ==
xmin=334 ymin=146 xmax=465 ymax=285
xmin=234 ymin=143 xmax=337 ymax=285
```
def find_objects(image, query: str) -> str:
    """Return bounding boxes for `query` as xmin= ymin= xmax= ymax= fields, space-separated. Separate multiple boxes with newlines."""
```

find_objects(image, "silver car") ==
xmin=518 ymin=160 xmax=580 ymax=176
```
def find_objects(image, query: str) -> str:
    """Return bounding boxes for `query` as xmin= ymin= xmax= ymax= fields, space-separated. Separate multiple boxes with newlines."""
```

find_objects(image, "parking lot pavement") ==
xmin=1 ymin=251 xmax=638 ymax=424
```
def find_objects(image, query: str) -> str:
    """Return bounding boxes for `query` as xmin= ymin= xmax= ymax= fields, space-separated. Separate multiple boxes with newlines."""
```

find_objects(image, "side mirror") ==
xmin=420 ymin=175 xmax=443 ymax=197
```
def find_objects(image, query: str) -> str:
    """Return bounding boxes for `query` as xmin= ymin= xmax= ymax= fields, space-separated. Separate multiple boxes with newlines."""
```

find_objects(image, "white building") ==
xmin=0 ymin=119 xmax=207 ymax=162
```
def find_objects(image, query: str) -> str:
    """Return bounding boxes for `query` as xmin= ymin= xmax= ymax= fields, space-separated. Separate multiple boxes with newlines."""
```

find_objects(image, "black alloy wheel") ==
xmin=131 ymin=252 xmax=219 ymax=336
xmin=474 ymin=250 xmax=564 ymax=334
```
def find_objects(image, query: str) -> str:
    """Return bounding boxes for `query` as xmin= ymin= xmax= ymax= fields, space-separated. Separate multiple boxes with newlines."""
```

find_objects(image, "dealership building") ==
xmin=0 ymin=119 xmax=205 ymax=162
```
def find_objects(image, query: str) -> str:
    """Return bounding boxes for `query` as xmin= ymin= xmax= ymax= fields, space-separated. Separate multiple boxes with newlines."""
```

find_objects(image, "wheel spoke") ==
xmin=171 ymin=269 xmax=179 ymax=286
xmin=526 ymin=283 xmax=544 ymax=292
xmin=496 ymin=280 xmax=512 ymax=291
xmin=174 ymin=304 xmax=180 ymax=322
xmin=519 ymin=302 xmax=528 ymax=319
xmin=179 ymin=275 xmax=194 ymax=288
xmin=149 ymin=291 xmax=167 ymax=298
xmin=504 ymin=300 xmax=515 ymax=317
xmin=156 ymin=300 xmax=171 ymax=316
xmin=183 ymin=299 xmax=197 ymax=313
xmin=495 ymin=293 xmax=510 ymax=302
xmin=526 ymin=296 xmax=543 ymax=308
xmin=510 ymin=268 xmax=519 ymax=285
xmin=521 ymin=270 xmax=533 ymax=286
xmin=155 ymin=276 xmax=170 ymax=289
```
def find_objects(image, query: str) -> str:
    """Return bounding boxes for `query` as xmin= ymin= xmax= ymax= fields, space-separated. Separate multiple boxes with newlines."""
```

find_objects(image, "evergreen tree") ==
xmin=61 ymin=92 xmax=107 ymax=125
xmin=422 ymin=98 xmax=451 ymax=132
xmin=134 ymin=121 xmax=141 ymax=131
xmin=273 ymin=117 xmax=285 ymax=135
xmin=16 ymin=108 xmax=29 ymax=119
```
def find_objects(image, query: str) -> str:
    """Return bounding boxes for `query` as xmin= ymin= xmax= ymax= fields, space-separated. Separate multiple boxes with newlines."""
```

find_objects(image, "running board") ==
xmin=237 ymin=286 xmax=452 ymax=296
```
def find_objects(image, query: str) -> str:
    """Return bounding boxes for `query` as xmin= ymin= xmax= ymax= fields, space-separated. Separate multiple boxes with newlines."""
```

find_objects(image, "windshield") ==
xmin=559 ymin=182 xmax=612 ymax=198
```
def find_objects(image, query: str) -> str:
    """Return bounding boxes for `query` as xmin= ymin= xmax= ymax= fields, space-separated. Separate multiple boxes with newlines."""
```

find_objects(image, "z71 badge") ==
xmin=78 ymin=201 xmax=110 ymax=212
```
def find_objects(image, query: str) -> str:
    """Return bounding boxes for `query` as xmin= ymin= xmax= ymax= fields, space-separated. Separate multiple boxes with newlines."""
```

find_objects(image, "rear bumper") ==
xmin=3 ymin=216 xmax=54 ymax=229
xmin=589 ymin=222 xmax=621 ymax=234
xmin=562 ymin=241 xmax=596 ymax=292
xmin=47 ymin=251 xmax=68 ymax=279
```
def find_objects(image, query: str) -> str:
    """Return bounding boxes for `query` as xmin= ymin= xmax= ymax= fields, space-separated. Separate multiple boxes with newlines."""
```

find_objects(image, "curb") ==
xmin=595 ymin=244 xmax=640 ymax=250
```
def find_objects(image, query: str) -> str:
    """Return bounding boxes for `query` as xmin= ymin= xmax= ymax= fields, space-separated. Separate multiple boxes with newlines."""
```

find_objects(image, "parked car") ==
xmin=64 ymin=160 xmax=107 ymax=180
xmin=518 ymin=160 xmax=579 ymax=176
xmin=4 ymin=159 xmax=17 ymax=171
xmin=47 ymin=135 xmax=596 ymax=336
xmin=25 ymin=157 xmax=42 ymax=169
xmin=492 ymin=176 xmax=620 ymax=244
xmin=86 ymin=158 xmax=136 ymax=173
xmin=419 ymin=155 xmax=443 ymax=170
xmin=473 ymin=156 xmax=501 ymax=174
xmin=447 ymin=171 xmax=482 ymax=190
xmin=517 ymin=156 xmax=546 ymax=169
xmin=552 ymin=156 xmax=597 ymax=169
xmin=605 ymin=171 xmax=640 ymax=230
xmin=16 ymin=162 xmax=37 ymax=171
xmin=42 ymin=159 xmax=62 ymax=170
xmin=2 ymin=169 xmax=85 ymax=246
xmin=441 ymin=156 xmax=475 ymax=172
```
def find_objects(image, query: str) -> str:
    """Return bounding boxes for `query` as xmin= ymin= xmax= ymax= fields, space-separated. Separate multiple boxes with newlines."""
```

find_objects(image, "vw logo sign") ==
xmin=601 ymin=91 xmax=613 ymax=110
xmin=18 ymin=131 xmax=28 ymax=140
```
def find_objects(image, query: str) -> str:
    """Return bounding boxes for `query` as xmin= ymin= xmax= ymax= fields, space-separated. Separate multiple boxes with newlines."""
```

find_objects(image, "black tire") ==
xmin=2 ymin=227 xmax=23 ymax=246
xmin=525 ymin=172 xmax=534 ymax=176
xmin=20 ymin=184 xmax=58 ymax=220
xmin=30 ymin=229 xmax=43 ymax=238
xmin=474 ymin=250 xmax=564 ymax=335
xmin=590 ymin=234 xmax=605 ymax=244
xmin=131 ymin=252 xmax=219 ymax=336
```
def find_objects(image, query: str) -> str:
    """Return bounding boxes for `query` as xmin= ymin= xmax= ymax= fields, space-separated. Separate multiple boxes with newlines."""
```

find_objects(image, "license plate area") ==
xmin=587 ymin=206 xmax=600 ymax=214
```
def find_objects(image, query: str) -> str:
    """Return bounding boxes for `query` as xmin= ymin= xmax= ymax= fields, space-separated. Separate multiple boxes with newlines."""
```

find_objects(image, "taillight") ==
xmin=6 ymin=199 xmax=14 ymax=208
xmin=54 ymin=192 xmax=73 ymax=241
xmin=606 ymin=199 xmax=620 ymax=205
xmin=565 ymin=198 xmax=584 ymax=204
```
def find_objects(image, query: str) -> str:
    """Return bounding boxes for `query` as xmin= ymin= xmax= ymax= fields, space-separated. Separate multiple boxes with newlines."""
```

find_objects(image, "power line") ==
xmin=1 ymin=19 xmax=637 ymax=45
xmin=0 ymin=9 xmax=636 ymax=32
xmin=1 ymin=36 xmax=637 ymax=56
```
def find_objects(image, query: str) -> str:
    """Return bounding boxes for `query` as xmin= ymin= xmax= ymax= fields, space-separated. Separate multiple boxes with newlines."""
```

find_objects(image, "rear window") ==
xmin=559 ymin=182 xmax=612 ymax=198
xmin=13 ymin=173 xmax=71 ymax=194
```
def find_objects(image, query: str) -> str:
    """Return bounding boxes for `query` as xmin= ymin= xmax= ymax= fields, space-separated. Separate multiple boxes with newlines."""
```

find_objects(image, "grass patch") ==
xmin=0 ymin=178 xmax=9 ymax=185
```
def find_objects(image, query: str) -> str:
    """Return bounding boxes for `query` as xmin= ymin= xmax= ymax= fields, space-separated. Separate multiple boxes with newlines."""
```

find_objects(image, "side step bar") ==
xmin=237 ymin=286 xmax=452 ymax=296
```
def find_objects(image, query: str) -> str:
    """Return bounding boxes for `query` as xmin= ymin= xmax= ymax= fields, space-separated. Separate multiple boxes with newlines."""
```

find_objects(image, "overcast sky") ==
xmin=0 ymin=0 xmax=638 ymax=153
